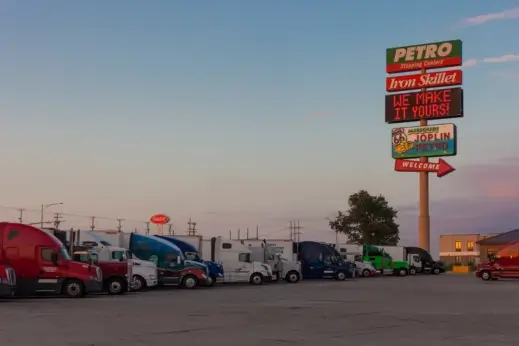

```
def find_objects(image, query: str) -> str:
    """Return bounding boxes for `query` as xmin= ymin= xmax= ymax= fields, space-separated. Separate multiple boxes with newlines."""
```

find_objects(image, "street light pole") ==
xmin=40 ymin=202 xmax=64 ymax=228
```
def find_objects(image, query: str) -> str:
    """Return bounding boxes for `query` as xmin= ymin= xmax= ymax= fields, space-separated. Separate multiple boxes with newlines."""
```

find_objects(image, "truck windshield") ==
xmin=185 ymin=251 xmax=201 ymax=261
xmin=60 ymin=247 xmax=71 ymax=261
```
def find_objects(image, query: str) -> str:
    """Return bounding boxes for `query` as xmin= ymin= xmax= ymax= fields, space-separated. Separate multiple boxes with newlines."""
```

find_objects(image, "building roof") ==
xmin=476 ymin=229 xmax=519 ymax=245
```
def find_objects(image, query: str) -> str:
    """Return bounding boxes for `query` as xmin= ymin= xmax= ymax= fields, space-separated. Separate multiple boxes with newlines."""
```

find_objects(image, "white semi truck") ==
xmin=240 ymin=239 xmax=302 ymax=283
xmin=174 ymin=235 xmax=274 ymax=285
xmin=75 ymin=231 xmax=158 ymax=290
xmin=377 ymin=246 xmax=422 ymax=275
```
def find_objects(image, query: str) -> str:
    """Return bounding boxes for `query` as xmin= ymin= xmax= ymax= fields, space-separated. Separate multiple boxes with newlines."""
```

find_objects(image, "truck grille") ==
xmin=5 ymin=267 xmax=16 ymax=286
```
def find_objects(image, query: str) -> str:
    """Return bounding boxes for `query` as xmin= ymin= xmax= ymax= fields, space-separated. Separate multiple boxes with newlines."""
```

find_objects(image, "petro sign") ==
xmin=391 ymin=124 xmax=457 ymax=159
xmin=385 ymin=87 xmax=463 ymax=124
xmin=386 ymin=70 xmax=462 ymax=92
xmin=386 ymin=40 xmax=462 ymax=74
xmin=150 ymin=213 xmax=170 ymax=225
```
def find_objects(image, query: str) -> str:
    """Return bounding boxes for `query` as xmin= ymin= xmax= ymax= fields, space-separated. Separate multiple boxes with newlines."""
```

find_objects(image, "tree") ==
xmin=329 ymin=190 xmax=399 ymax=245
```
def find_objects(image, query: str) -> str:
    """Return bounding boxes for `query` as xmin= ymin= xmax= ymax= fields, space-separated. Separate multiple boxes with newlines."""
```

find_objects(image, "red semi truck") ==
xmin=72 ymin=249 xmax=129 ymax=294
xmin=476 ymin=242 xmax=519 ymax=281
xmin=0 ymin=222 xmax=103 ymax=297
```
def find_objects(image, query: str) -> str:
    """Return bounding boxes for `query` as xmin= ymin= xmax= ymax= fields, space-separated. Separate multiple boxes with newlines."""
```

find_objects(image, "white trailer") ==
xmin=198 ymin=237 xmax=273 ymax=284
xmin=76 ymin=230 xmax=159 ymax=290
xmin=240 ymin=239 xmax=301 ymax=283
xmin=377 ymin=245 xmax=422 ymax=275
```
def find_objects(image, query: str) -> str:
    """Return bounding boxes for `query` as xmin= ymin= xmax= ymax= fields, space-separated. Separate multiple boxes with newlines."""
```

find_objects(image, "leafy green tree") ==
xmin=329 ymin=190 xmax=399 ymax=245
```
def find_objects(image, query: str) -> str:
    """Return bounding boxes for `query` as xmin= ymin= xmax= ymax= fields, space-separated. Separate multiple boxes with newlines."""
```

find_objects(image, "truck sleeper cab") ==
xmin=297 ymin=241 xmax=354 ymax=280
xmin=155 ymin=235 xmax=223 ymax=286
xmin=128 ymin=233 xmax=208 ymax=289
xmin=0 ymin=223 xmax=103 ymax=298
xmin=203 ymin=238 xmax=273 ymax=285
xmin=72 ymin=250 xmax=128 ymax=294
xmin=0 ymin=265 xmax=16 ymax=297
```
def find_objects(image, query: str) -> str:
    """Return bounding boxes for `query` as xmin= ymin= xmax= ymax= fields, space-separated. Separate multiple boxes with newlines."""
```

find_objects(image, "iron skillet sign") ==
xmin=385 ymin=87 xmax=463 ymax=124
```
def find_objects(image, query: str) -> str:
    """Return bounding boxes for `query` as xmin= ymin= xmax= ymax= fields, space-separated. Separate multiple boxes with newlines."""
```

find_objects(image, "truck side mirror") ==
xmin=51 ymin=252 xmax=59 ymax=265
xmin=119 ymin=256 xmax=125 ymax=262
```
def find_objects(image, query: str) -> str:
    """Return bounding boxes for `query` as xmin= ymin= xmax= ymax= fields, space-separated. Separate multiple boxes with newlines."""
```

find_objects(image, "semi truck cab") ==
xmin=476 ymin=242 xmax=519 ymax=281
xmin=76 ymin=238 xmax=158 ymax=291
xmin=128 ymin=233 xmax=209 ymax=288
xmin=0 ymin=223 xmax=102 ymax=298
xmin=203 ymin=238 xmax=273 ymax=284
xmin=298 ymin=241 xmax=354 ymax=280
xmin=155 ymin=235 xmax=223 ymax=286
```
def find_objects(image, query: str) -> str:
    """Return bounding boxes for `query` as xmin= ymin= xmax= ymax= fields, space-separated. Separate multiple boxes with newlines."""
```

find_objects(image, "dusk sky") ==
xmin=2 ymin=1 xmax=519 ymax=257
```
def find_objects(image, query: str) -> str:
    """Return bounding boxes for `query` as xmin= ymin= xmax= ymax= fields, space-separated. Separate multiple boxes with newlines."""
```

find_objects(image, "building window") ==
xmin=454 ymin=256 xmax=462 ymax=264
xmin=455 ymin=241 xmax=462 ymax=251
xmin=467 ymin=241 xmax=474 ymax=251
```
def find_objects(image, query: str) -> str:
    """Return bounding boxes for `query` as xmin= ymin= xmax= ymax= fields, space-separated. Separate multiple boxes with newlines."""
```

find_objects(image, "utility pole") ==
xmin=294 ymin=220 xmax=303 ymax=243
xmin=256 ymin=225 xmax=259 ymax=239
xmin=18 ymin=209 xmax=24 ymax=223
xmin=168 ymin=224 xmax=174 ymax=235
xmin=53 ymin=213 xmax=65 ymax=230
xmin=116 ymin=218 xmax=123 ymax=232
xmin=188 ymin=218 xmax=197 ymax=236
xmin=145 ymin=222 xmax=150 ymax=235
xmin=90 ymin=217 xmax=95 ymax=231
xmin=229 ymin=229 xmax=232 ymax=239
xmin=237 ymin=228 xmax=241 ymax=240
xmin=289 ymin=221 xmax=293 ymax=241
xmin=246 ymin=227 xmax=249 ymax=239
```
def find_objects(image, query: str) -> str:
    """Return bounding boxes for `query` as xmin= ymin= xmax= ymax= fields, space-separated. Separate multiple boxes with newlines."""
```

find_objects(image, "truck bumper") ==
xmin=146 ymin=278 xmax=158 ymax=288
xmin=0 ymin=284 xmax=16 ymax=297
xmin=263 ymin=275 xmax=273 ymax=282
xmin=84 ymin=280 xmax=103 ymax=294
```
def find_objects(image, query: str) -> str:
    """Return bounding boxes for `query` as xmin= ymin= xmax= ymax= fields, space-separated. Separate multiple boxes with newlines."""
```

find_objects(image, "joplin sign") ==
xmin=385 ymin=87 xmax=463 ymax=124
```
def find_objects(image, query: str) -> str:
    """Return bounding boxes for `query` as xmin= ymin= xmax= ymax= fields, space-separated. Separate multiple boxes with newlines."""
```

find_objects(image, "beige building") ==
xmin=439 ymin=233 xmax=500 ymax=265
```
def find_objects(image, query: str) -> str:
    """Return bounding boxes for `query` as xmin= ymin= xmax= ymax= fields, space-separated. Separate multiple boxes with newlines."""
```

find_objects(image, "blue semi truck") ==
xmin=294 ymin=241 xmax=355 ymax=280
xmin=155 ymin=235 xmax=224 ymax=286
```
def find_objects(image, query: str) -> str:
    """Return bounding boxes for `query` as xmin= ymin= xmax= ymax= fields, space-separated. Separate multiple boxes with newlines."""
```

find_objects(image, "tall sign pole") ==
xmin=385 ymin=40 xmax=463 ymax=252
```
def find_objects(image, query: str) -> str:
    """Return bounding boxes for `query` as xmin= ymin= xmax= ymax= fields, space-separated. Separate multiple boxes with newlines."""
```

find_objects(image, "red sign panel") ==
xmin=150 ymin=213 xmax=170 ymax=225
xmin=394 ymin=158 xmax=455 ymax=177
xmin=386 ymin=70 xmax=462 ymax=92
xmin=385 ymin=87 xmax=463 ymax=124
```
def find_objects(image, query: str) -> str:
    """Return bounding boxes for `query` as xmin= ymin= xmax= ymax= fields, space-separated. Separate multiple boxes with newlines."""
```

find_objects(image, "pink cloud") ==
xmin=483 ymin=54 xmax=519 ymax=63
xmin=464 ymin=6 xmax=519 ymax=25
xmin=463 ymin=59 xmax=477 ymax=67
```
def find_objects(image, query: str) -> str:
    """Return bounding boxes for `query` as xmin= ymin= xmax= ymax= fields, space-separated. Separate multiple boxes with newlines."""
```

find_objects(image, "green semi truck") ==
xmin=335 ymin=244 xmax=409 ymax=276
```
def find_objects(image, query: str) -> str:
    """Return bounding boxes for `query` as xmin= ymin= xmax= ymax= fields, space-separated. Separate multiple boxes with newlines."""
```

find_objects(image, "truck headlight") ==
xmin=149 ymin=275 xmax=156 ymax=280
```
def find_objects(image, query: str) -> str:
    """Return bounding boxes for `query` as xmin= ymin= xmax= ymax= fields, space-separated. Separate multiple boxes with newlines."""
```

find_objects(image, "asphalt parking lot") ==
xmin=1 ymin=274 xmax=519 ymax=346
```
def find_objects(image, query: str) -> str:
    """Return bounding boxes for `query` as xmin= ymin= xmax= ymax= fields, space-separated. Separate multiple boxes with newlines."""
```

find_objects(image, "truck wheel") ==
xmin=409 ymin=267 xmax=417 ymax=275
xmin=432 ymin=268 xmax=440 ymax=275
xmin=182 ymin=275 xmax=198 ymax=289
xmin=335 ymin=271 xmax=346 ymax=281
xmin=396 ymin=268 xmax=407 ymax=276
xmin=480 ymin=270 xmax=491 ymax=281
xmin=107 ymin=277 xmax=126 ymax=295
xmin=250 ymin=273 xmax=263 ymax=285
xmin=285 ymin=271 xmax=300 ymax=283
xmin=362 ymin=269 xmax=371 ymax=277
xmin=132 ymin=275 xmax=146 ymax=291
xmin=63 ymin=279 xmax=85 ymax=298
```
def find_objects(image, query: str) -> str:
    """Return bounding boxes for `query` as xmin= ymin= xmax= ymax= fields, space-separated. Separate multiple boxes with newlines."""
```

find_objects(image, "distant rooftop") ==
xmin=476 ymin=229 xmax=519 ymax=245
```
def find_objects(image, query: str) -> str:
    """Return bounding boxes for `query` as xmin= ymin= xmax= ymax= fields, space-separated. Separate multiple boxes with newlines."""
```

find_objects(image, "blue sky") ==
xmin=1 ymin=1 xmax=519 ymax=254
